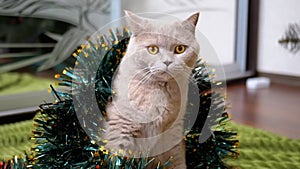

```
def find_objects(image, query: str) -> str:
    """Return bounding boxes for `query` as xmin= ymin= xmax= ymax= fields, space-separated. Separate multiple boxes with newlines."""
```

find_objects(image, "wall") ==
xmin=257 ymin=0 xmax=300 ymax=77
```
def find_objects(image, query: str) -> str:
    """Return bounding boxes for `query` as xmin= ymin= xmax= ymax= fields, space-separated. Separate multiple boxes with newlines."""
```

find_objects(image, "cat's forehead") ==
xmin=135 ymin=21 xmax=195 ymax=45
xmin=135 ymin=33 xmax=189 ymax=46
xmin=147 ymin=21 xmax=188 ymax=34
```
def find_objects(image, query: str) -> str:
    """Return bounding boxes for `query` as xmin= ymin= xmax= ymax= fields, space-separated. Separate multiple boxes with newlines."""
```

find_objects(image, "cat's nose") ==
xmin=163 ymin=61 xmax=173 ymax=66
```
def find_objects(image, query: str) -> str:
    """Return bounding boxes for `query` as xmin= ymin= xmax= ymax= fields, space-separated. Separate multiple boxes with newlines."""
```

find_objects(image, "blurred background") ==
xmin=0 ymin=0 xmax=299 ymax=139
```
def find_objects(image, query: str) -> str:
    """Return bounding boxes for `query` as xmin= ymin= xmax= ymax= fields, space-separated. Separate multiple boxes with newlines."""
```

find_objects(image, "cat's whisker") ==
xmin=173 ymin=67 xmax=194 ymax=79
xmin=149 ymin=66 xmax=164 ymax=73
xmin=131 ymin=71 xmax=154 ymax=88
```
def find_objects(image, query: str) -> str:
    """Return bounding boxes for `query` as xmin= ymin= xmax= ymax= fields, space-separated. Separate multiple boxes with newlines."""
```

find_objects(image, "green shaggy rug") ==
xmin=0 ymin=72 xmax=54 ymax=96
xmin=0 ymin=120 xmax=299 ymax=169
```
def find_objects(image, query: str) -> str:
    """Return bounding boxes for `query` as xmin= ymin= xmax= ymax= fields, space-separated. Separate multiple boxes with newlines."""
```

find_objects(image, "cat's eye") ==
xmin=147 ymin=45 xmax=159 ymax=55
xmin=174 ymin=45 xmax=187 ymax=54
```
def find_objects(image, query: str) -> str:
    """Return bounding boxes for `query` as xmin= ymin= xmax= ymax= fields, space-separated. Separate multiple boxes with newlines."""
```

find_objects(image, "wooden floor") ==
xmin=226 ymin=81 xmax=300 ymax=139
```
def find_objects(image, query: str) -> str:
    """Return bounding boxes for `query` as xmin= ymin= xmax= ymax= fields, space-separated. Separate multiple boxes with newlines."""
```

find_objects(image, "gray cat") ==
xmin=104 ymin=11 xmax=200 ymax=169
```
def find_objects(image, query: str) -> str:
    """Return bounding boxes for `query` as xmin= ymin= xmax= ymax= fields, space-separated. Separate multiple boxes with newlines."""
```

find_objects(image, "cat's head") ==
xmin=123 ymin=11 xmax=200 ymax=81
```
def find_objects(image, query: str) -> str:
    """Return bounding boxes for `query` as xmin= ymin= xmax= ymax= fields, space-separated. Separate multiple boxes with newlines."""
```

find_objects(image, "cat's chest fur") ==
xmin=106 ymin=74 xmax=185 ymax=137
xmin=104 ymin=72 xmax=188 ymax=168
xmin=128 ymin=78 xmax=182 ymax=129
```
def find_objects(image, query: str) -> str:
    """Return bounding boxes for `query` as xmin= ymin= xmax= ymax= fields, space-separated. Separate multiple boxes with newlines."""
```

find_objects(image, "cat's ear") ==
xmin=182 ymin=12 xmax=200 ymax=33
xmin=124 ymin=10 xmax=145 ymax=36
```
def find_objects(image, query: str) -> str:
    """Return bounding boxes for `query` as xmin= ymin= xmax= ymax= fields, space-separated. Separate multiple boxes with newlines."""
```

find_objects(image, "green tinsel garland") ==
xmin=1 ymin=27 xmax=238 ymax=169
